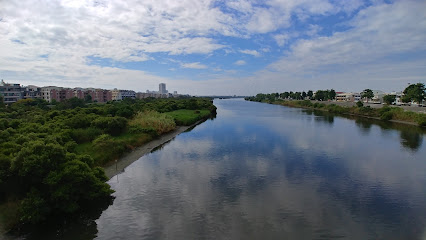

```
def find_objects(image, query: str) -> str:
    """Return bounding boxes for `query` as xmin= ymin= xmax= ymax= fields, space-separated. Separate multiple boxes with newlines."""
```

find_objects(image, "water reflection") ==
xmin=311 ymin=110 xmax=335 ymax=124
xmin=400 ymin=130 xmax=423 ymax=151
xmin=7 ymin=198 xmax=113 ymax=240
xmin=93 ymin=99 xmax=426 ymax=240
xmin=354 ymin=119 xmax=373 ymax=135
xmin=351 ymin=116 xmax=425 ymax=151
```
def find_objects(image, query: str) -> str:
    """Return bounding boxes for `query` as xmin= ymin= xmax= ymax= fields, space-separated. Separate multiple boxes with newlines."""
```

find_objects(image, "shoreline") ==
xmin=268 ymin=100 xmax=425 ymax=127
xmin=103 ymin=122 xmax=201 ymax=179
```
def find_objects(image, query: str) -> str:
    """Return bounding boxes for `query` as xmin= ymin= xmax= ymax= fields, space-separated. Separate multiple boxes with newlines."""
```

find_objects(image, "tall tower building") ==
xmin=159 ymin=83 xmax=167 ymax=94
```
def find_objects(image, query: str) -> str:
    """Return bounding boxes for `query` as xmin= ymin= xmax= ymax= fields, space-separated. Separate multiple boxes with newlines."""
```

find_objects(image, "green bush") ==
xmin=380 ymin=111 xmax=393 ymax=121
xmin=299 ymin=100 xmax=313 ymax=107
xmin=417 ymin=116 xmax=426 ymax=127
xmin=128 ymin=125 xmax=158 ymax=137
xmin=70 ymin=127 xmax=102 ymax=143
xmin=0 ymin=154 xmax=11 ymax=184
xmin=65 ymin=114 xmax=93 ymax=128
xmin=91 ymin=116 xmax=128 ymax=136
xmin=378 ymin=106 xmax=391 ymax=115
xmin=92 ymin=134 xmax=127 ymax=165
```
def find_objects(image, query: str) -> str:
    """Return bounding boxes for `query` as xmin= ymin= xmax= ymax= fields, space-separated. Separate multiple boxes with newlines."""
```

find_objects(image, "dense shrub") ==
xmin=380 ymin=111 xmax=393 ymax=121
xmin=128 ymin=125 xmax=158 ymax=137
xmin=92 ymin=134 xmax=127 ymax=164
xmin=91 ymin=116 xmax=128 ymax=136
xmin=64 ymin=114 xmax=94 ymax=128
xmin=70 ymin=127 xmax=103 ymax=143
xmin=417 ymin=118 xmax=426 ymax=127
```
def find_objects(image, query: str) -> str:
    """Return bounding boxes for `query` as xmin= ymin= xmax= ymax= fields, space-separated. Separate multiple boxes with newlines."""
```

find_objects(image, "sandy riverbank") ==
xmin=103 ymin=124 xmax=196 ymax=179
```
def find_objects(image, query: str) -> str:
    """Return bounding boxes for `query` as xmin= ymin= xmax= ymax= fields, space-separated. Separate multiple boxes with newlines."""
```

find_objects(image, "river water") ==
xmin=14 ymin=98 xmax=426 ymax=239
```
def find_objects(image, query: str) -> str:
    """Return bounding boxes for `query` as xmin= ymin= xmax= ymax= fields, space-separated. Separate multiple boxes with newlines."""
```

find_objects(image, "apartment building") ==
xmin=112 ymin=89 xmax=136 ymax=100
xmin=0 ymin=80 xmax=23 ymax=104
xmin=23 ymin=85 xmax=42 ymax=100
xmin=41 ymin=86 xmax=62 ymax=103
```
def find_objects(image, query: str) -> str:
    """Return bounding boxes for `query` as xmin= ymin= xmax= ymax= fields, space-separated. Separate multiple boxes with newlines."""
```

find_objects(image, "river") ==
xmin=14 ymin=98 xmax=426 ymax=239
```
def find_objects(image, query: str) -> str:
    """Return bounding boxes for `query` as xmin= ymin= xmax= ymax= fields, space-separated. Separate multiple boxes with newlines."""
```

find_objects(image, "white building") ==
xmin=111 ymin=88 xmax=136 ymax=100
xmin=159 ymin=83 xmax=167 ymax=94
xmin=371 ymin=90 xmax=386 ymax=104
xmin=335 ymin=92 xmax=361 ymax=102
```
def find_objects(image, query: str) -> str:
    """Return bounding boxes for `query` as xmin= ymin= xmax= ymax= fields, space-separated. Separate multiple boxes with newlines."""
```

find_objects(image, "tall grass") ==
xmin=130 ymin=111 xmax=176 ymax=135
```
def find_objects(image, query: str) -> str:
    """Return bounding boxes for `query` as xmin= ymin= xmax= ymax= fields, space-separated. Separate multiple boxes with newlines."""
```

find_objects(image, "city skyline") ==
xmin=0 ymin=0 xmax=425 ymax=95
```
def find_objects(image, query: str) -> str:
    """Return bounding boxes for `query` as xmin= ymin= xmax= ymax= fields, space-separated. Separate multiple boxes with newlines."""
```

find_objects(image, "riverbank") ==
xmin=103 ymin=123 xmax=199 ymax=179
xmin=262 ymin=100 xmax=426 ymax=127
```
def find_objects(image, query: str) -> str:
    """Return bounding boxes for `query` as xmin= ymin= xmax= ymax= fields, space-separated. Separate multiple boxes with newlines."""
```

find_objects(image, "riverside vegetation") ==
xmin=0 ymin=96 xmax=216 ymax=233
xmin=245 ymin=93 xmax=426 ymax=127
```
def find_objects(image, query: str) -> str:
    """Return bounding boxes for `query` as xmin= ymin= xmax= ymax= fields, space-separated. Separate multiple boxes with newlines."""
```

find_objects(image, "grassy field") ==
xmin=165 ymin=109 xmax=211 ymax=125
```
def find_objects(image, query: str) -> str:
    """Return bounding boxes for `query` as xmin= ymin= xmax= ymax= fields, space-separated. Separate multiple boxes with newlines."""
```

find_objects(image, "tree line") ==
xmin=245 ymin=83 xmax=425 ymax=105
xmin=245 ymin=89 xmax=336 ymax=102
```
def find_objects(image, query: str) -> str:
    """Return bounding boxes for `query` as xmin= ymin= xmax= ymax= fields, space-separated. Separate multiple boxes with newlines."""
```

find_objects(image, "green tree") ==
xmin=0 ymin=96 xmax=6 ymax=109
xmin=0 ymin=154 xmax=11 ymax=184
xmin=91 ymin=116 xmax=127 ymax=136
xmin=361 ymin=89 xmax=374 ymax=102
xmin=402 ymin=83 xmax=425 ymax=104
xmin=56 ymin=97 xmax=85 ymax=109
xmin=11 ymin=141 xmax=113 ymax=224
xmin=307 ymin=90 xmax=313 ymax=99
xmin=328 ymin=89 xmax=336 ymax=100
xmin=283 ymin=92 xmax=290 ymax=99
xmin=383 ymin=95 xmax=396 ymax=105
xmin=294 ymin=92 xmax=302 ymax=100
xmin=315 ymin=90 xmax=326 ymax=101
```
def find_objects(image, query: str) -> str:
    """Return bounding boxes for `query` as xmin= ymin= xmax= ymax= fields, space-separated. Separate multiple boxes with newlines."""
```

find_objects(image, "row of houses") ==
xmin=0 ymin=80 xmax=181 ymax=104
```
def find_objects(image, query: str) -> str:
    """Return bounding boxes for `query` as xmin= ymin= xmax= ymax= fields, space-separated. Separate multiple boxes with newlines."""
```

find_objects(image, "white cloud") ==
xmin=261 ymin=1 xmax=426 ymax=92
xmin=246 ymin=8 xmax=285 ymax=34
xmin=0 ymin=0 xmax=424 ymax=96
xmin=273 ymin=34 xmax=290 ymax=47
xmin=0 ymin=0 xmax=232 ymax=65
xmin=239 ymin=49 xmax=261 ymax=57
xmin=270 ymin=1 xmax=426 ymax=73
xmin=181 ymin=62 xmax=208 ymax=69
xmin=225 ymin=0 xmax=254 ymax=13
xmin=305 ymin=24 xmax=322 ymax=36
xmin=234 ymin=60 xmax=247 ymax=66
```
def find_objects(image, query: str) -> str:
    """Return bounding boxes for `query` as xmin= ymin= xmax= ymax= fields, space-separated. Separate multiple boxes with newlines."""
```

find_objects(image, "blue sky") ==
xmin=0 ymin=0 xmax=425 ymax=95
